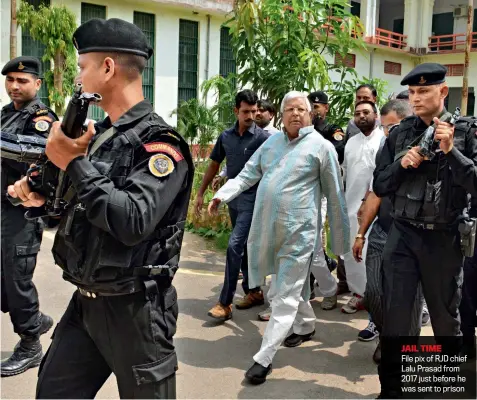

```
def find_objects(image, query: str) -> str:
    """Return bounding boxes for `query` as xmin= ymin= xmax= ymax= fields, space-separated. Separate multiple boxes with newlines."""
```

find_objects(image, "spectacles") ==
xmin=283 ymin=107 xmax=308 ymax=115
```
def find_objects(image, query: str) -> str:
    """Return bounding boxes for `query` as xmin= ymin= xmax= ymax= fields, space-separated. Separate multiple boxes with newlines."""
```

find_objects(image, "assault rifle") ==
xmin=417 ymin=107 xmax=461 ymax=160
xmin=1 ymin=83 xmax=101 ymax=219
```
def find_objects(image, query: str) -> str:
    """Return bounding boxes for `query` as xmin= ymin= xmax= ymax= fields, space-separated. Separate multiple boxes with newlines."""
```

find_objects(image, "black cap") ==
xmin=73 ymin=18 xmax=153 ymax=59
xmin=400 ymin=63 xmax=447 ymax=86
xmin=308 ymin=91 xmax=328 ymax=104
xmin=2 ymin=56 xmax=41 ymax=76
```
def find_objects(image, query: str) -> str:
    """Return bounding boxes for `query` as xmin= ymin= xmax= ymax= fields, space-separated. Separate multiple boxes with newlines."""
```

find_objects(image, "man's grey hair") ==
xmin=380 ymin=99 xmax=413 ymax=119
xmin=280 ymin=91 xmax=312 ymax=113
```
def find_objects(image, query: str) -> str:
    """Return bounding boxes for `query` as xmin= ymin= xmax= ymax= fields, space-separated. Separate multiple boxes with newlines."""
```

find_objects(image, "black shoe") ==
xmin=39 ymin=313 xmax=54 ymax=336
xmin=1 ymin=338 xmax=43 ymax=377
xmin=284 ymin=330 xmax=315 ymax=347
xmin=245 ymin=362 xmax=272 ymax=385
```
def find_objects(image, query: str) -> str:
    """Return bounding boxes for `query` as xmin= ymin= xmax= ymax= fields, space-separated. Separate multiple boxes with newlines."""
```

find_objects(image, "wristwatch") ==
xmin=355 ymin=233 xmax=365 ymax=241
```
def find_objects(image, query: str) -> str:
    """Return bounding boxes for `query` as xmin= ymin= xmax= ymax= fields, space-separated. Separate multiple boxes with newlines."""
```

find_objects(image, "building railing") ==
xmin=368 ymin=28 xmax=407 ymax=50
xmin=322 ymin=16 xmax=363 ymax=39
xmin=428 ymin=33 xmax=477 ymax=53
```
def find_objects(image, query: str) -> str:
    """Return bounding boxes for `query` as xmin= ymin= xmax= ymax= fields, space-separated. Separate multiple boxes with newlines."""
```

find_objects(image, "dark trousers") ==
xmin=337 ymin=257 xmax=348 ymax=292
xmin=364 ymin=221 xmax=423 ymax=335
xmin=219 ymin=206 xmax=259 ymax=306
xmin=379 ymin=220 xmax=463 ymax=394
xmin=1 ymin=202 xmax=43 ymax=337
xmin=36 ymin=286 xmax=178 ymax=399
xmin=460 ymin=248 xmax=477 ymax=338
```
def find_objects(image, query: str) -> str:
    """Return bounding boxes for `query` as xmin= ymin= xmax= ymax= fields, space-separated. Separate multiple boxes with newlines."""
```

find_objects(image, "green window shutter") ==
xmin=21 ymin=0 xmax=50 ymax=106
xmin=178 ymin=19 xmax=199 ymax=106
xmin=81 ymin=3 xmax=106 ymax=121
xmin=134 ymin=11 xmax=155 ymax=106
xmin=219 ymin=27 xmax=236 ymax=78
xmin=219 ymin=26 xmax=236 ymax=126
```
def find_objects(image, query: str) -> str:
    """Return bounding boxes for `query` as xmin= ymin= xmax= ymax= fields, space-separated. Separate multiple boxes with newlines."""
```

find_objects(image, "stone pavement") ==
xmin=1 ymin=230 xmax=433 ymax=399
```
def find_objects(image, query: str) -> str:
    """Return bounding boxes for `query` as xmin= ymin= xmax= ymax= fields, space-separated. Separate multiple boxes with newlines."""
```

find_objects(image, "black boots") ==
xmin=1 ymin=313 xmax=54 ymax=377
xmin=1 ymin=336 xmax=43 ymax=377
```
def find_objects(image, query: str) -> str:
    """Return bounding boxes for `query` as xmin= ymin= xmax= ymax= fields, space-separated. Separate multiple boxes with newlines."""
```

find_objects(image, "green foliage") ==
xmin=226 ymin=0 xmax=389 ymax=128
xmin=186 ymin=161 xmax=232 ymax=251
xmin=170 ymin=98 xmax=224 ymax=156
xmin=227 ymin=0 xmax=366 ymax=118
xmin=327 ymin=74 xmax=389 ymax=128
xmin=17 ymin=1 xmax=77 ymax=115
xmin=201 ymin=74 xmax=237 ymax=128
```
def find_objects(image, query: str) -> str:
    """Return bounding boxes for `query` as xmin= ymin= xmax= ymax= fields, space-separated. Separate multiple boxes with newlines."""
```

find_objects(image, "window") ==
xmin=444 ymin=64 xmax=464 ymax=76
xmin=178 ymin=20 xmax=199 ymax=105
xmin=384 ymin=61 xmax=402 ymax=75
xmin=351 ymin=1 xmax=361 ymax=17
xmin=219 ymin=27 xmax=236 ymax=78
xmin=22 ymin=0 xmax=50 ymax=106
xmin=81 ymin=3 xmax=106 ymax=120
xmin=334 ymin=53 xmax=356 ymax=68
xmin=134 ymin=12 xmax=155 ymax=105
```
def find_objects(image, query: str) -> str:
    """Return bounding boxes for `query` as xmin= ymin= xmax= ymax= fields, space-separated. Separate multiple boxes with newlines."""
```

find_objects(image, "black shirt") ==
xmin=209 ymin=122 xmax=270 ymax=209
xmin=313 ymin=117 xmax=345 ymax=164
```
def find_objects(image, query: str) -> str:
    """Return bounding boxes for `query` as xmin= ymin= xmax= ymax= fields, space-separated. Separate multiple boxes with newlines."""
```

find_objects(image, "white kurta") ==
xmin=342 ymin=126 xmax=384 ymax=296
xmin=213 ymin=126 xmax=350 ymax=290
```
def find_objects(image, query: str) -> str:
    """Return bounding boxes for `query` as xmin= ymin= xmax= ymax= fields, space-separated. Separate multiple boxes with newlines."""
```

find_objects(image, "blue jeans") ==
xmin=219 ymin=206 xmax=260 ymax=306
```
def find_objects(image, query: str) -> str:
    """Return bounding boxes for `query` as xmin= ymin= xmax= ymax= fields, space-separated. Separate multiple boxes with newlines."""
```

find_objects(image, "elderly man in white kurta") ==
xmin=208 ymin=91 xmax=350 ymax=385
xmin=341 ymin=101 xmax=384 ymax=314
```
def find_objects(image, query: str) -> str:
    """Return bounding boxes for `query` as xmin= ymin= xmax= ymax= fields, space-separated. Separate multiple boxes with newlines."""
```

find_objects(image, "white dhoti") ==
xmin=342 ymin=213 xmax=368 ymax=296
xmin=310 ymin=197 xmax=337 ymax=297
xmin=253 ymin=257 xmax=315 ymax=368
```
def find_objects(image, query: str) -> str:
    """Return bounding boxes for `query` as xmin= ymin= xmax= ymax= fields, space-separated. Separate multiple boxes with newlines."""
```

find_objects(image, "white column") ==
xmin=417 ymin=0 xmax=435 ymax=49
xmin=403 ymin=0 xmax=419 ymax=49
xmin=360 ymin=0 xmax=378 ymax=38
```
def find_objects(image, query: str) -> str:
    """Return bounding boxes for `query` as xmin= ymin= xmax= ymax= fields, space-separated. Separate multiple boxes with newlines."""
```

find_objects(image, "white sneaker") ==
xmin=341 ymin=294 xmax=365 ymax=314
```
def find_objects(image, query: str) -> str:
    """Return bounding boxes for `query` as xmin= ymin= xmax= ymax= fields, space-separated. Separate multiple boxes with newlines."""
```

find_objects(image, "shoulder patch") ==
xmin=33 ymin=115 xmax=53 ymax=123
xmin=149 ymin=154 xmax=175 ymax=177
xmin=333 ymin=131 xmax=344 ymax=141
xmin=35 ymin=109 xmax=49 ymax=116
xmin=34 ymin=120 xmax=50 ymax=132
xmin=144 ymin=142 xmax=184 ymax=162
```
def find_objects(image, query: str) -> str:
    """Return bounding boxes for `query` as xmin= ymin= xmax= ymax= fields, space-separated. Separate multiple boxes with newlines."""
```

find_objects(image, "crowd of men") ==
xmin=197 ymin=64 xmax=477 ymax=395
xmin=0 ymin=14 xmax=476 ymax=400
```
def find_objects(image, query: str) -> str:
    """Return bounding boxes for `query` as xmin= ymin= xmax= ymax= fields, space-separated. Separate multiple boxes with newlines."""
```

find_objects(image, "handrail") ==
xmin=369 ymin=28 xmax=407 ymax=49
xmin=428 ymin=32 xmax=477 ymax=53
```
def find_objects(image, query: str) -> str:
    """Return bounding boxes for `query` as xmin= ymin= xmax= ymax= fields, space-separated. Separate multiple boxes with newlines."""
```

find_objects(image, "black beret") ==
xmin=2 ymin=56 xmax=41 ymax=76
xmin=400 ymin=63 xmax=447 ymax=86
xmin=73 ymin=18 xmax=153 ymax=59
xmin=308 ymin=91 xmax=328 ymax=104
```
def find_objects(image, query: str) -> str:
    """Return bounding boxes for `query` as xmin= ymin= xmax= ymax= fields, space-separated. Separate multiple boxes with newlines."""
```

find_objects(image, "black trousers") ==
xmin=1 ymin=201 xmax=43 ymax=337
xmin=379 ymin=220 xmax=463 ymax=394
xmin=36 ymin=286 xmax=178 ymax=399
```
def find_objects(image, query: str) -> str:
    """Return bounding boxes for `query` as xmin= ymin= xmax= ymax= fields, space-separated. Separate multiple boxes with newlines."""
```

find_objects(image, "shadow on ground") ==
xmin=237 ymin=378 xmax=378 ymax=399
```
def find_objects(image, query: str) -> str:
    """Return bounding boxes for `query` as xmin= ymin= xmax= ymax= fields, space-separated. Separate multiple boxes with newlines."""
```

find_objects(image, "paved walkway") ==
xmin=1 ymin=230 xmax=433 ymax=398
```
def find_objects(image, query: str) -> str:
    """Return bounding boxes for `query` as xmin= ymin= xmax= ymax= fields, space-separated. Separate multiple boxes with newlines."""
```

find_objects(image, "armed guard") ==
xmin=308 ymin=91 xmax=345 ymax=164
xmin=1 ymin=56 xmax=56 ymax=377
xmin=373 ymin=63 xmax=477 ymax=398
xmin=8 ymin=19 xmax=193 ymax=398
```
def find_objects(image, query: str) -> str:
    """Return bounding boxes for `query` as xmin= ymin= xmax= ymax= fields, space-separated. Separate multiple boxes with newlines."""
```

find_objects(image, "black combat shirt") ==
xmin=65 ymin=100 xmax=189 ymax=247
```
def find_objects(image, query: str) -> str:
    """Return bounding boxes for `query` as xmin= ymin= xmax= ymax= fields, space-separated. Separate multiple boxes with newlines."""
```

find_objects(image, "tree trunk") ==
xmin=53 ymin=51 xmax=65 ymax=114
xmin=10 ymin=0 xmax=17 ymax=59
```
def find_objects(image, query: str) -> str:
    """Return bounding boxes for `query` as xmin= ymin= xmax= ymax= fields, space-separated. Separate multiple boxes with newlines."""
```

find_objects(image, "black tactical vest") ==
xmin=392 ymin=116 xmax=474 ymax=226
xmin=51 ymin=115 xmax=194 ymax=293
xmin=1 ymin=99 xmax=56 ymax=198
